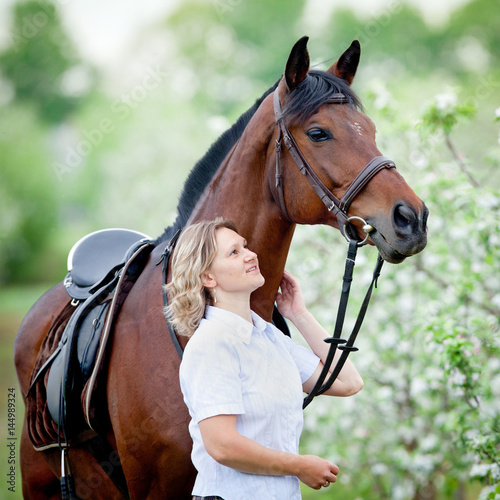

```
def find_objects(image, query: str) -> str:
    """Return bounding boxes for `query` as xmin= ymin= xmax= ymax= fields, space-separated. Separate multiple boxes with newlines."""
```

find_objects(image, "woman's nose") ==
xmin=245 ymin=249 xmax=258 ymax=260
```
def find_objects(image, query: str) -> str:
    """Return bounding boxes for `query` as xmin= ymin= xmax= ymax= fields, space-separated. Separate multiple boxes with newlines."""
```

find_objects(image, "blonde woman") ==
xmin=167 ymin=218 xmax=363 ymax=500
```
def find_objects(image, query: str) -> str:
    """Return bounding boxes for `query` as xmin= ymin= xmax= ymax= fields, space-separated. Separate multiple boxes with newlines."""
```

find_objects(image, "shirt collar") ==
xmin=251 ymin=310 xmax=276 ymax=342
xmin=204 ymin=306 xmax=276 ymax=344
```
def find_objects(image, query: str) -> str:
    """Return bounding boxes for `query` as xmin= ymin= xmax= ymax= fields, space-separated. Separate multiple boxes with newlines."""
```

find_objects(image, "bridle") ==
xmin=273 ymin=89 xmax=394 ymax=408
xmin=160 ymin=89 xmax=400 ymax=409
xmin=273 ymin=89 xmax=396 ymax=242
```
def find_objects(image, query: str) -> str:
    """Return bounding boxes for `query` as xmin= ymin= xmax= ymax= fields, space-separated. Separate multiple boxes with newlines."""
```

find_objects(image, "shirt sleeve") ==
xmin=179 ymin=327 xmax=245 ymax=423
xmin=276 ymin=330 xmax=320 ymax=384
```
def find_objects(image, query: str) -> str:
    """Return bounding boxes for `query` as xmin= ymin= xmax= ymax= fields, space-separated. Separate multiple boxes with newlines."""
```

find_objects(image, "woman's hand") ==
xmin=275 ymin=270 xmax=307 ymax=322
xmin=297 ymin=454 xmax=339 ymax=490
xmin=276 ymin=272 xmax=364 ymax=398
xmin=199 ymin=414 xmax=339 ymax=489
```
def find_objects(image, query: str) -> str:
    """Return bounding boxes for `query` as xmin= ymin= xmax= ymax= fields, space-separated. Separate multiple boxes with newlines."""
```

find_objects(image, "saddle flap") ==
xmin=46 ymin=300 xmax=111 ymax=427
xmin=46 ymin=345 xmax=65 ymax=426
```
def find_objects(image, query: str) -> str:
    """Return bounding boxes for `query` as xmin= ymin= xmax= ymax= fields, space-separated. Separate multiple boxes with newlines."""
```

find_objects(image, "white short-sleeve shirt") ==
xmin=179 ymin=306 xmax=320 ymax=500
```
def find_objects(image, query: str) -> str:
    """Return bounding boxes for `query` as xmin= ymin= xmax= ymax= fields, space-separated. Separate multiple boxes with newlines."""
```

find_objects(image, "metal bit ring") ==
xmin=344 ymin=216 xmax=373 ymax=246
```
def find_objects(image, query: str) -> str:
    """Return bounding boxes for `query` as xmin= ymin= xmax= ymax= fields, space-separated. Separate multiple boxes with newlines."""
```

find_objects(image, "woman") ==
xmin=166 ymin=218 xmax=363 ymax=500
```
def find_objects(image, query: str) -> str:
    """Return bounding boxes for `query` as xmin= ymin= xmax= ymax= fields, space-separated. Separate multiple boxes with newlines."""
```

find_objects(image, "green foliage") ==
xmin=0 ymin=1 xmax=98 ymax=282
xmin=322 ymin=0 xmax=500 ymax=77
xmin=0 ymin=0 xmax=89 ymax=123
xmin=0 ymin=103 xmax=59 ymax=283
xmin=165 ymin=0 xmax=308 ymax=116
xmin=2 ymin=1 xmax=500 ymax=497
xmin=418 ymin=97 xmax=476 ymax=135
xmin=324 ymin=4 xmax=440 ymax=69
xmin=448 ymin=0 xmax=500 ymax=66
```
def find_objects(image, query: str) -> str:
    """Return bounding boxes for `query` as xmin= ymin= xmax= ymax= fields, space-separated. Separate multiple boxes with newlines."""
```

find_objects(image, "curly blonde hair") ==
xmin=165 ymin=218 xmax=238 ymax=338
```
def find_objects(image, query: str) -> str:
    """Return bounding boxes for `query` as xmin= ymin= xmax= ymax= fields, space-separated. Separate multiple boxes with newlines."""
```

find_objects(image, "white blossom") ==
xmin=435 ymin=92 xmax=458 ymax=110
xmin=371 ymin=463 xmax=389 ymax=475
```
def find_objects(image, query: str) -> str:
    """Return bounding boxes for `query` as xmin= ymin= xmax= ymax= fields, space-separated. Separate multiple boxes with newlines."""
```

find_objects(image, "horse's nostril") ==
xmin=422 ymin=203 xmax=429 ymax=230
xmin=393 ymin=202 xmax=417 ymax=234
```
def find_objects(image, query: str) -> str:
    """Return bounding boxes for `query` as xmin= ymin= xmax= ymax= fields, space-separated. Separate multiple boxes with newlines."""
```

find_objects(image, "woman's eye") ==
xmin=307 ymin=128 xmax=332 ymax=142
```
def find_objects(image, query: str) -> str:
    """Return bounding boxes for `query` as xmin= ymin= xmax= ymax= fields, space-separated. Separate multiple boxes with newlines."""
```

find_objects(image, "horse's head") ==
xmin=272 ymin=37 xmax=428 ymax=263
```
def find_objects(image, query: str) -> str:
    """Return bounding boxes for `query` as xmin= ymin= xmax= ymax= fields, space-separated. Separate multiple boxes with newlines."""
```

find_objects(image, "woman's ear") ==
xmin=201 ymin=273 xmax=216 ymax=289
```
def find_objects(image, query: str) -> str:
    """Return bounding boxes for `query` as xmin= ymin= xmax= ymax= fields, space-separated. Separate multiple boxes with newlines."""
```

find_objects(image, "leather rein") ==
xmin=272 ymin=89 xmax=394 ymax=408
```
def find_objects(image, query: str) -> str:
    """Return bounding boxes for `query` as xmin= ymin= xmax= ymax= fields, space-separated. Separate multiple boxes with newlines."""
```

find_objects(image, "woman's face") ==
xmin=205 ymin=227 xmax=265 ymax=296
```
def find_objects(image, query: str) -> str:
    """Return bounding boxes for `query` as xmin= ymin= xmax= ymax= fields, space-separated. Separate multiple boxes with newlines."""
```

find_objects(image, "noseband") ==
xmin=273 ymin=90 xmax=396 ymax=242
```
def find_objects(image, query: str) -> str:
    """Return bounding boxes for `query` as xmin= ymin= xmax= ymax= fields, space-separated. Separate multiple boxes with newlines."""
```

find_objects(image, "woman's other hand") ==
xmin=275 ymin=270 xmax=307 ymax=322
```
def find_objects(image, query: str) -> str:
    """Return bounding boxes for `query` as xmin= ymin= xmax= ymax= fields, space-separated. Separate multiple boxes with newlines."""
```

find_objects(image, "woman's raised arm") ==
xmin=276 ymin=270 xmax=364 ymax=397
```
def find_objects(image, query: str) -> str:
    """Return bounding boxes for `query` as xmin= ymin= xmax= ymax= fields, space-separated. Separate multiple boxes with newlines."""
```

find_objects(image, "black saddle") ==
xmin=31 ymin=228 xmax=152 ymax=430
xmin=64 ymin=228 xmax=151 ymax=301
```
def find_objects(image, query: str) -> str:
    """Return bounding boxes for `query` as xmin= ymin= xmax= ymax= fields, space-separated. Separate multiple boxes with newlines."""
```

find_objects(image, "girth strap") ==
xmin=158 ymin=230 xmax=183 ymax=359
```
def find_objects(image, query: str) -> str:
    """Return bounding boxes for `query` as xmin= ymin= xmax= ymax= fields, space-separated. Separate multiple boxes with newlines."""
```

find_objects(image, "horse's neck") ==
xmin=190 ymin=102 xmax=295 ymax=320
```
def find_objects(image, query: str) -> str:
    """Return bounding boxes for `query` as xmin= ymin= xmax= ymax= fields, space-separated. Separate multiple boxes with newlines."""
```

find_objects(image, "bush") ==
xmin=293 ymin=94 xmax=500 ymax=499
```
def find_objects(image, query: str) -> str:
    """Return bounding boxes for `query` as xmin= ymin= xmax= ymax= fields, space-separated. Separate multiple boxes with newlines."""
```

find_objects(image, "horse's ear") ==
xmin=327 ymin=40 xmax=360 ymax=85
xmin=285 ymin=36 xmax=310 ymax=91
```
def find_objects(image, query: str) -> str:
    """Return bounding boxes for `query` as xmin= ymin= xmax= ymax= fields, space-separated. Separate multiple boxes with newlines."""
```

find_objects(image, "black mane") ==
xmin=154 ymin=70 xmax=362 ymax=246
xmin=154 ymin=79 xmax=279 ymax=246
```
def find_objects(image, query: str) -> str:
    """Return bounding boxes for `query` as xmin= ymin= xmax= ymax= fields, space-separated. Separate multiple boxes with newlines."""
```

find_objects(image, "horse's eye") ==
xmin=306 ymin=128 xmax=332 ymax=142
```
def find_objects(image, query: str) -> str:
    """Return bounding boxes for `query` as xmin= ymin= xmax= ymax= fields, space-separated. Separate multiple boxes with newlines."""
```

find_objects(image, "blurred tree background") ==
xmin=0 ymin=0 xmax=499 ymax=498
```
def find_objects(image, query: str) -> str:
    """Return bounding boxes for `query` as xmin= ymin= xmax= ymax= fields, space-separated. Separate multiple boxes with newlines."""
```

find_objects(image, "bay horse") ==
xmin=15 ymin=37 xmax=428 ymax=499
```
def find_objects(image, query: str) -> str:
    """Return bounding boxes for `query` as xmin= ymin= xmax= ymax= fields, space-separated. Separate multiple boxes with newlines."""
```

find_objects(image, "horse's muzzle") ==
xmin=368 ymin=201 xmax=429 ymax=263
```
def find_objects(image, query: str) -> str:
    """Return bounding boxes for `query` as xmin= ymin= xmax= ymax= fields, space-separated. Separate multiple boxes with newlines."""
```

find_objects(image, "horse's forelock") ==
xmin=283 ymin=70 xmax=363 ymax=124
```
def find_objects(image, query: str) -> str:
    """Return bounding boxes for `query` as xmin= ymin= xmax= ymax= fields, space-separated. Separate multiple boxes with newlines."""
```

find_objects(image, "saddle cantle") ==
xmin=64 ymin=228 xmax=151 ymax=300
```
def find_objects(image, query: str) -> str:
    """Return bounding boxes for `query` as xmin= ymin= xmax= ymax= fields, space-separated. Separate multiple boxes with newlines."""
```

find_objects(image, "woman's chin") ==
xmin=252 ymin=275 xmax=265 ymax=290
